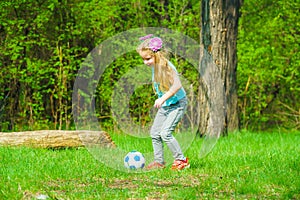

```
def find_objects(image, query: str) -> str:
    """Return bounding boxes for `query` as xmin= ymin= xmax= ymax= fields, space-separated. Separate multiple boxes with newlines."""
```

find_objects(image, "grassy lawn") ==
xmin=0 ymin=131 xmax=299 ymax=199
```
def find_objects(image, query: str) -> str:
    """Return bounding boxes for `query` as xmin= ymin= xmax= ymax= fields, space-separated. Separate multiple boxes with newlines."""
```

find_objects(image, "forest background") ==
xmin=0 ymin=0 xmax=299 ymax=132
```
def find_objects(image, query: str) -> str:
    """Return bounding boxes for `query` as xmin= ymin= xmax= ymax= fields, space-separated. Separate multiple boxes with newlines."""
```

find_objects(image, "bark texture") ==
xmin=0 ymin=130 xmax=116 ymax=148
xmin=198 ymin=0 xmax=241 ymax=135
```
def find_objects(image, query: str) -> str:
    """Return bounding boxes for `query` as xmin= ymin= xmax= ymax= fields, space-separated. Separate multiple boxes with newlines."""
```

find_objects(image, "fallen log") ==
xmin=0 ymin=130 xmax=116 ymax=148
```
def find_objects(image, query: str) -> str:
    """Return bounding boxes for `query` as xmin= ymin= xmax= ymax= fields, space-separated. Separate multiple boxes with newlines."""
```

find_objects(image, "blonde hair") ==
xmin=137 ymin=38 xmax=173 ymax=92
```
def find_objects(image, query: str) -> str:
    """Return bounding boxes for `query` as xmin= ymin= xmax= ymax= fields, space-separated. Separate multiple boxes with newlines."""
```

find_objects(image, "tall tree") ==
xmin=198 ymin=0 xmax=242 ymax=135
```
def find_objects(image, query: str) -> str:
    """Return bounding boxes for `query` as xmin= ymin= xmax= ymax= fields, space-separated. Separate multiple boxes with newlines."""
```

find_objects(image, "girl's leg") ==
xmin=160 ymin=98 xmax=187 ymax=160
xmin=150 ymin=108 xmax=167 ymax=164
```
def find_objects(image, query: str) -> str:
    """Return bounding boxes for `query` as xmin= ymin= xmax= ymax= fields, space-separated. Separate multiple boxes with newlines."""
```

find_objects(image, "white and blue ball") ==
xmin=124 ymin=151 xmax=145 ymax=170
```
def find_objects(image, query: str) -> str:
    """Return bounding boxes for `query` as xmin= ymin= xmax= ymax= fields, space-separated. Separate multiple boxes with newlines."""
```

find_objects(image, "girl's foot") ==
xmin=145 ymin=161 xmax=165 ymax=170
xmin=171 ymin=158 xmax=190 ymax=170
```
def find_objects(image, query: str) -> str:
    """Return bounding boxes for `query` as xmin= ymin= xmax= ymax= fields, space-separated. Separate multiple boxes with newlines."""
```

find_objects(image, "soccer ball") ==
xmin=124 ymin=151 xmax=145 ymax=170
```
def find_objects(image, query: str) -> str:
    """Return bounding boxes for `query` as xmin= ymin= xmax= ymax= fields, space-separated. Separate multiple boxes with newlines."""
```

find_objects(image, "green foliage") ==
xmin=0 ymin=0 xmax=89 ymax=130
xmin=0 ymin=0 xmax=298 ymax=131
xmin=0 ymin=0 xmax=201 ymax=131
xmin=237 ymin=0 xmax=300 ymax=130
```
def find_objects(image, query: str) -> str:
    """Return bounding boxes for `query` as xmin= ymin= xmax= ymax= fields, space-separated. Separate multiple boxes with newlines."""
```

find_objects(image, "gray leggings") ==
xmin=150 ymin=97 xmax=187 ymax=164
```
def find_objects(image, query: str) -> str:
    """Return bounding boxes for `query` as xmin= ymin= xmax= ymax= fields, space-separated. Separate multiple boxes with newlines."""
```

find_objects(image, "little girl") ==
xmin=137 ymin=34 xmax=190 ymax=170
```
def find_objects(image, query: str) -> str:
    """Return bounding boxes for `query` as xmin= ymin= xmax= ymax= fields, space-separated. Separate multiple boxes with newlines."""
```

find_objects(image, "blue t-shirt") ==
xmin=152 ymin=61 xmax=186 ymax=107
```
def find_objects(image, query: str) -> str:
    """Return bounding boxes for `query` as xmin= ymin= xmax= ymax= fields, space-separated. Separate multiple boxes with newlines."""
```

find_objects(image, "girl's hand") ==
xmin=154 ymin=98 xmax=164 ymax=109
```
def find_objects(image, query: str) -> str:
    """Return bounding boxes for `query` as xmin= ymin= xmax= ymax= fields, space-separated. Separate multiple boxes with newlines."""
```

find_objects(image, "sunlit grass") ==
xmin=0 ymin=131 xmax=299 ymax=199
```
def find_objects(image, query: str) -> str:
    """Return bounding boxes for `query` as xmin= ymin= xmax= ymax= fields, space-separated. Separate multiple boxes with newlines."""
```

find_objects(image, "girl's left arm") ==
xmin=154 ymin=70 xmax=182 ymax=108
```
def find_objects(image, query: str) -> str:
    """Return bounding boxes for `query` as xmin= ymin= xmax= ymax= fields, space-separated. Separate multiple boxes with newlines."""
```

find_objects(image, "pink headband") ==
xmin=139 ymin=34 xmax=163 ymax=52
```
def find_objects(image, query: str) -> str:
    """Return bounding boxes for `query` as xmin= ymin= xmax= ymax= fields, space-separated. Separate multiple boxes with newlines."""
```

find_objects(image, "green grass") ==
xmin=1 ymin=131 xmax=299 ymax=199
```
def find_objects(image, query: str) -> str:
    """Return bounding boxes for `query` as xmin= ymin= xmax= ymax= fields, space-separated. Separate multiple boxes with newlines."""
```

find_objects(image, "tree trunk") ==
xmin=0 ymin=130 xmax=116 ymax=148
xmin=198 ymin=0 xmax=241 ymax=135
